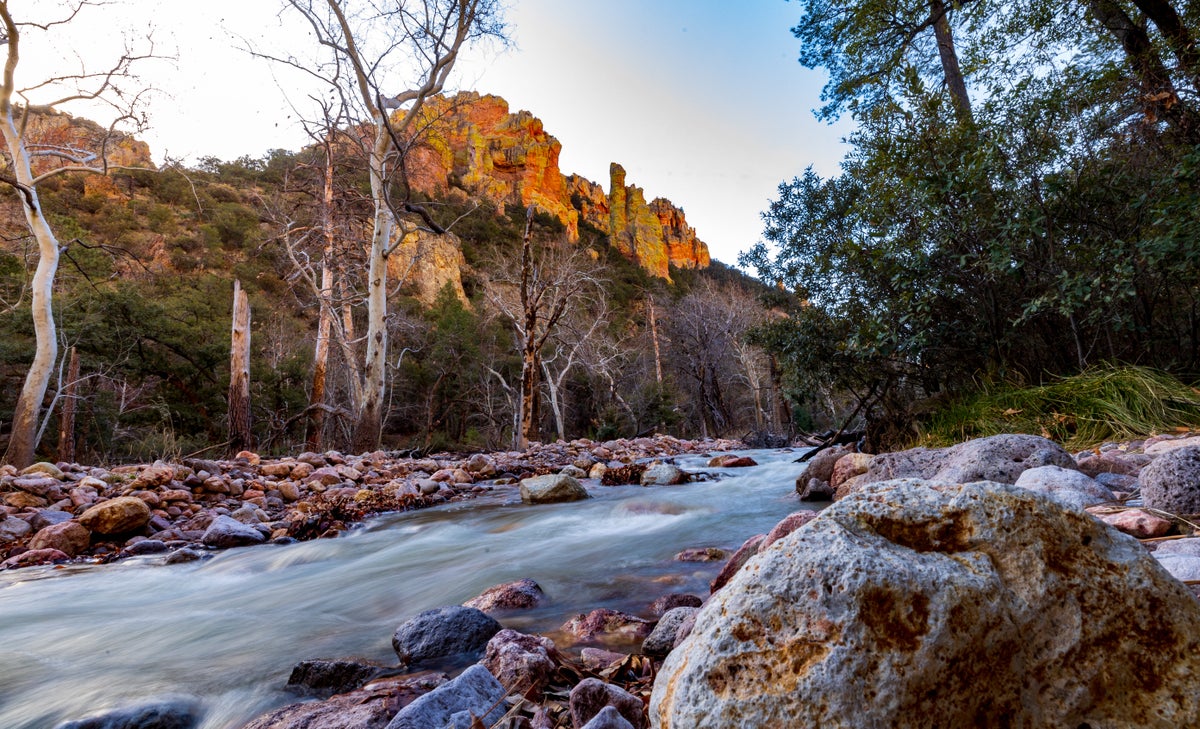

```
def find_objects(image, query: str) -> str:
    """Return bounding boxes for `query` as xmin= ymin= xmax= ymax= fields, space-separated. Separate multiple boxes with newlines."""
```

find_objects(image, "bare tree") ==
xmin=275 ymin=0 xmax=504 ymax=453
xmin=485 ymin=208 xmax=606 ymax=448
xmin=0 ymin=1 xmax=155 ymax=466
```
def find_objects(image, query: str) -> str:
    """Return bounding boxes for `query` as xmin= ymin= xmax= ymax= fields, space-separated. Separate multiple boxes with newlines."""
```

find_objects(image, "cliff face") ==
xmin=407 ymin=93 xmax=711 ymax=280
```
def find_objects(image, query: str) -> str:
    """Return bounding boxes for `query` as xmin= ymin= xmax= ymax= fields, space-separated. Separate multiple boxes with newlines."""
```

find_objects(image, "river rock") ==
xmin=798 ymin=477 xmax=836 ymax=501
xmin=202 ymin=515 xmax=266 ymax=548
xmin=391 ymin=606 xmax=501 ymax=665
xmin=56 ymin=698 xmax=201 ymax=729
xmin=1141 ymin=445 xmax=1200 ymax=514
xmin=130 ymin=465 xmax=176 ymax=490
xmin=1075 ymin=451 xmax=1145 ymax=477
xmin=641 ymin=464 xmax=689 ymax=486
xmin=643 ymin=607 xmax=700 ymax=657
xmin=245 ymin=672 xmax=447 ymax=729
xmin=1153 ymin=537 xmax=1200 ymax=557
xmin=829 ymin=453 xmax=872 ymax=490
xmin=21 ymin=461 xmax=65 ymax=480
xmin=709 ymin=534 xmax=765 ymax=594
xmin=562 ymin=608 xmax=653 ymax=643
xmin=761 ymin=510 xmax=820 ymax=550
xmin=482 ymin=628 xmax=558 ymax=696
xmin=863 ymin=434 xmax=1077 ymax=485
xmin=30 ymin=509 xmax=74 ymax=531
xmin=78 ymin=497 xmax=151 ymax=535
xmin=792 ymin=445 xmax=851 ymax=496
xmin=650 ymin=479 xmax=1200 ymax=727
xmin=1153 ymin=553 xmax=1200 ymax=582
xmin=29 ymin=521 xmax=90 ymax=557
xmin=385 ymin=664 xmax=506 ymax=729
xmin=1145 ymin=434 xmax=1200 ymax=455
xmin=0 ymin=515 xmax=31 ymax=542
xmin=463 ymin=577 xmax=545 ymax=613
xmin=12 ymin=475 xmax=62 ymax=497
xmin=580 ymin=705 xmax=636 ymax=729
xmin=520 ymin=474 xmax=589 ymax=504
xmin=2 ymin=547 xmax=69 ymax=569
xmin=649 ymin=593 xmax=702 ymax=616
xmin=1013 ymin=465 xmax=1116 ymax=509
xmin=570 ymin=678 xmax=647 ymax=729
xmin=286 ymin=659 xmax=381 ymax=697
xmin=674 ymin=547 xmax=727 ymax=562
xmin=707 ymin=455 xmax=757 ymax=468
xmin=1097 ymin=508 xmax=1172 ymax=538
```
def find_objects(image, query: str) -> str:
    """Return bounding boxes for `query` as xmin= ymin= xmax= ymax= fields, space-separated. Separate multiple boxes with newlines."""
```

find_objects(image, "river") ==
xmin=0 ymin=448 xmax=808 ymax=728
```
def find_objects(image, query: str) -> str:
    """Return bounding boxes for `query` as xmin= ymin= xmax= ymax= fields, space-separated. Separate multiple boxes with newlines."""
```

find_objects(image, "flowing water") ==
xmin=0 ymin=449 xmax=809 ymax=728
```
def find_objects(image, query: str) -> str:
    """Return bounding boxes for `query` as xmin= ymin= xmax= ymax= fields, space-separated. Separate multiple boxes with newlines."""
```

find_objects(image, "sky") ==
xmin=22 ymin=0 xmax=852 ymax=267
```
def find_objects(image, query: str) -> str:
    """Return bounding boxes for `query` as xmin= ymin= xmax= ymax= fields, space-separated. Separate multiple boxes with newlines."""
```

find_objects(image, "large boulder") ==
xmin=862 ymin=434 xmax=1076 ymax=486
xmin=651 ymin=479 xmax=1200 ymax=728
xmin=520 ymin=474 xmax=590 ymax=504
xmin=1140 ymin=445 xmax=1200 ymax=514
xmin=391 ymin=606 xmax=501 ymax=666
xmin=77 ymin=497 xmax=151 ymax=535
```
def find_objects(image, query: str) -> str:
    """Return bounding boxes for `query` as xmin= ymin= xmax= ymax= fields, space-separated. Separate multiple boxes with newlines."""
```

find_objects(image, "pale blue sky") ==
xmin=24 ymin=0 xmax=851 ymax=265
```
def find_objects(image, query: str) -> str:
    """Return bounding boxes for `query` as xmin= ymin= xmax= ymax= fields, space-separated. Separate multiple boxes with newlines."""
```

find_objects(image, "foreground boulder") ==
xmin=651 ymin=479 xmax=1200 ymax=727
xmin=862 ymin=434 xmax=1076 ymax=486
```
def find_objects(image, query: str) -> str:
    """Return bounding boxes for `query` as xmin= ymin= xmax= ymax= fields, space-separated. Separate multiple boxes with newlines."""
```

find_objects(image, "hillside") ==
xmin=0 ymin=101 xmax=783 ymax=463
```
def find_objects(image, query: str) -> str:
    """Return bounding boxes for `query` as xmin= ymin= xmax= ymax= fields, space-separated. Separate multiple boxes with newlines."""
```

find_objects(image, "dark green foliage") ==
xmin=745 ymin=0 xmax=1200 ymax=447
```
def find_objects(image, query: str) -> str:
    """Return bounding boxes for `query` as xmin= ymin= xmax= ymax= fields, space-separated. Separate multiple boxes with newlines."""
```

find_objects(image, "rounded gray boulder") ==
xmin=392 ymin=606 xmax=501 ymax=666
xmin=1141 ymin=445 xmax=1200 ymax=514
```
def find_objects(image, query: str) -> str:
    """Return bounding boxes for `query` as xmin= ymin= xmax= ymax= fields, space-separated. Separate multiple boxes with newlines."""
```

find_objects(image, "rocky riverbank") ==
xmin=30 ymin=430 xmax=1200 ymax=728
xmin=0 ymin=435 xmax=743 ymax=571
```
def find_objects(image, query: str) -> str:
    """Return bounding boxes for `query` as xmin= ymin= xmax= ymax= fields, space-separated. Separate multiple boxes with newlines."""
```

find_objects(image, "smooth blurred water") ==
xmin=0 ymin=449 xmax=808 ymax=729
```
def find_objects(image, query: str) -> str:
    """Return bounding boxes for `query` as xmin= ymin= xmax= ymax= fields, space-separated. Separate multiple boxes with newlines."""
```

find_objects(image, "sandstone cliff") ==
xmin=407 ymin=93 xmax=711 ymax=281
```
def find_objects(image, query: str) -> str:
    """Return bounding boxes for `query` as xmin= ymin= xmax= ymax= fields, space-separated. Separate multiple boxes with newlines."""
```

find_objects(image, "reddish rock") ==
xmin=29 ymin=521 xmax=91 ymax=557
xmin=674 ymin=547 xmax=728 ymax=562
xmin=761 ymin=510 xmax=820 ymax=550
xmin=649 ymin=593 xmax=703 ymax=616
xmin=463 ymin=578 xmax=545 ymax=613
xmin=709 ymin=534 xmax=766 ymax=594
xmin=1098 ymin=508 xmax=1173 ymax=539
xmin=2 ymin=548 xmax=69 ymax=569
xmin=707 ymin=455 xmax=757 ymax=468
xmin=830 ymin=453 xmax=873 ymax=490
xmin=482 ymin=629 xmax=558 ymax=697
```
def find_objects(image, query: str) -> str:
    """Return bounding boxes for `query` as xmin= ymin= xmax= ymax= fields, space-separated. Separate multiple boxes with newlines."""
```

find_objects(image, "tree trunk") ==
xmin=307 ymin=263 xmax=333 ymax=451
xmin=1090 ymin=0 xmax=1189 ymax=130
xmin=56 ymin=346 xmax=79 ymax=463
xmin=1130 ymin=0 xmax=1200 ymax=92
xmin=930 ymin=0 xmax=973 ymax=123
xmin=2 ymin=110 xmax=60 ymax=468
xmin=353 ymin=125 xmax=393 ymax=453
xmin=648 ymin=295 xmax=663 ymax=385
xmin=518 ymin=348 xmax=540 ymax=448
xmin=228 ymin=280 xmax=253 ymax=455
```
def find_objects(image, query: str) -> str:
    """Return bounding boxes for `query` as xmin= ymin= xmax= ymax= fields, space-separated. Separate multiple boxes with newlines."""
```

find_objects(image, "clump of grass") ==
xmin=920 ymin=365 xmax=1200 ymax=450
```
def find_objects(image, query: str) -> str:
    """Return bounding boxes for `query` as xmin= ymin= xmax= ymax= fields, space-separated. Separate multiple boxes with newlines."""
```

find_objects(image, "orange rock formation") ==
xmin=407 ymin=93 xmax=711 ymax=279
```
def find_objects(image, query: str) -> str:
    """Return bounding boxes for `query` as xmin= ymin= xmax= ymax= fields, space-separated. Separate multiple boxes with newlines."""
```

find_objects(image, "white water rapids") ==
xmin=0 ymin=449 xmax=809 ymax=728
